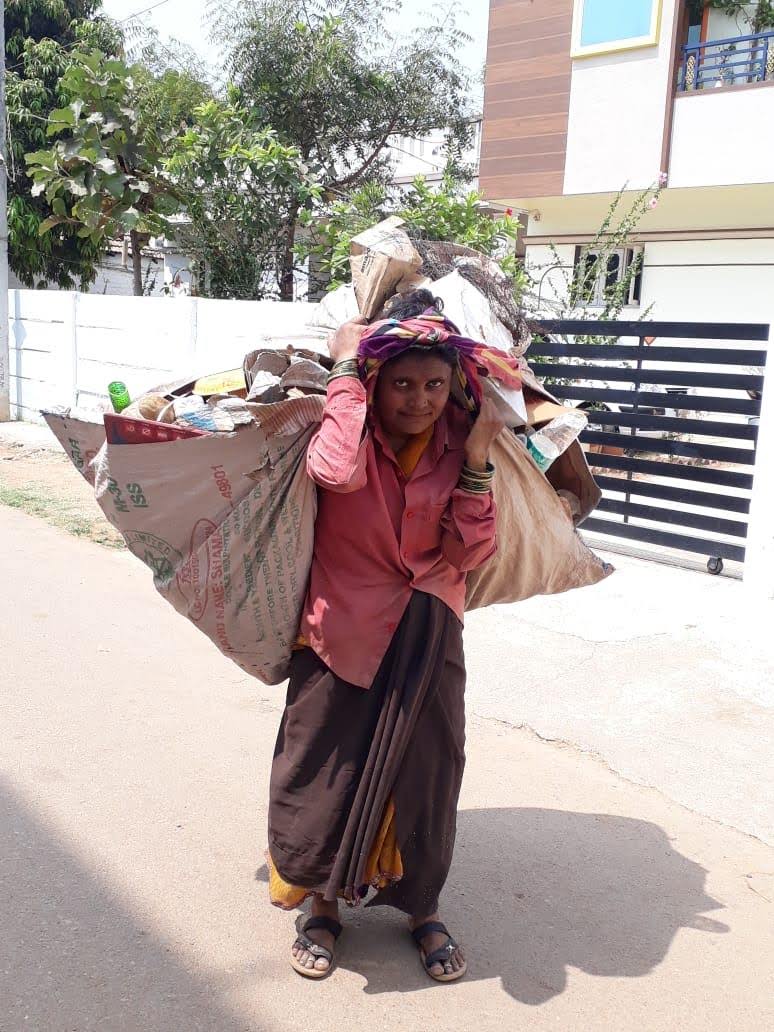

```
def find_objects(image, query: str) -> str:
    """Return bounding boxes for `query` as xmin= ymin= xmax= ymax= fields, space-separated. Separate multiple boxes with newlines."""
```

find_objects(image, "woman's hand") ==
xmin=464 ymin=397 xmax=505 ymax=471
xmin=328 ymin=316 xmax=369 ymax=364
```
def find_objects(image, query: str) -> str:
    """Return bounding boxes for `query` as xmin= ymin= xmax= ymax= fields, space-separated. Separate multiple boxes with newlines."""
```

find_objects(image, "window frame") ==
xmin=573 ymin=245 xmax=644 ymax=308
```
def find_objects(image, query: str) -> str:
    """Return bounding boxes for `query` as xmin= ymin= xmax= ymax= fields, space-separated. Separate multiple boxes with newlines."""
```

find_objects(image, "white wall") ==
xmin=670 ymin=88 xmax=774 ymax=188
xmin=706 ymin=6 xmax=760 ymax=41
xmin=8 ymin=291 xmax=324 ymax=423
xmin=563 ymin=1 xmax=678 ymax=195
xmin=525 ymin=237 xmax=774 ymax=327
xmin=640 ymin=238 xmax=774 ymax=323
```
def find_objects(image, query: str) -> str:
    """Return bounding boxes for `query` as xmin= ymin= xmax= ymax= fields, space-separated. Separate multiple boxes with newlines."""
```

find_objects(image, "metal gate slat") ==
xmin=584 ymin=412 xmax=758 ymax=440
xmin=532 ymin=319 xmax=770 ymax=340
xmin=582 ymin=431 xmax=755 ymax=465
xmin=584 ymin=452 xmax=754 ymax=489
xmin=531 ymin=341 xmax=768 ymax=365
xmin=594 ymin=477 xmax=751 ymax=514
xmin=581 ymin=518 xmax=747 ymax=562
xmin=530 ymin=363 xmax=764 ymax=391
xmin=549 ymin=385 xmax=761 ymax=416
xmin=596 ymin=498 xmax=748 ymax=537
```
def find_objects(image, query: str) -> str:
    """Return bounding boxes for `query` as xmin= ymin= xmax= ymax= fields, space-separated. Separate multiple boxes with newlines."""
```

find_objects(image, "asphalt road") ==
xmin=2 ymin=505 xmax=773 ymax=1032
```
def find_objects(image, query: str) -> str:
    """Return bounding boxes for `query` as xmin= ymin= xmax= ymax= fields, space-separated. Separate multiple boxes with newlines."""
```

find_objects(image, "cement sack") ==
xmin=43 ymin=408 xmax=110 ymax=487
xmin=45 ymin=398 xmax=325 ymax=685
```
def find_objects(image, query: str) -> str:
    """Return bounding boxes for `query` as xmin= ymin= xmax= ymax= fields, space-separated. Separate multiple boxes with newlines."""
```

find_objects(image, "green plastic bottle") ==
xmin=108 ymin=381 xmax=131 ymax=413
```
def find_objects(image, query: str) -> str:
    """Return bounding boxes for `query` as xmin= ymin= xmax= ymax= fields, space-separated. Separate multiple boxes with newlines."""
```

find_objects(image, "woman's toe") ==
xmin=314 ymin=957 xmax=330 ymax=972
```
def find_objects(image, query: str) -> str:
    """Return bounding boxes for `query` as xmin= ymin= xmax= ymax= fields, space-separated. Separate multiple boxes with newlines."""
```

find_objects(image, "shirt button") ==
xmin=406 ymin=510 xmax=415 ymax=519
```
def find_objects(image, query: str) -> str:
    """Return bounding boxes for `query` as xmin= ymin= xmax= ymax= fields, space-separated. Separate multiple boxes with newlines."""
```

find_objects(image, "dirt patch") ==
xmin=0 ymin=440 xmax=124 ymax=549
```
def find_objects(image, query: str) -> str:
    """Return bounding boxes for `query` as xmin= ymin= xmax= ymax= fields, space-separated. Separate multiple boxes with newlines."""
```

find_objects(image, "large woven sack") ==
xmin=45 ymin=397 xmax=325 ymax=686
xmin=466 ymin=429 xmax=613 ymax=610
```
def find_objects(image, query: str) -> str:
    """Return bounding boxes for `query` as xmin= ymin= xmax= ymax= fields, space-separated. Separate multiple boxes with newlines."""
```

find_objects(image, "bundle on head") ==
xmin=371 ymin=288 xmax=457 ymax=369
xmin=359 ymin=289 xmax=523 ymax=415
xmin=408 ymin=238 xmax=531 ymax=356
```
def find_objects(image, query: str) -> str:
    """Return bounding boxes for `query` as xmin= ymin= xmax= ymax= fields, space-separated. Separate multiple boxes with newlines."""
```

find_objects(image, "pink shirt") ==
xmin=300 ymin=376 xmax=497 ymax=688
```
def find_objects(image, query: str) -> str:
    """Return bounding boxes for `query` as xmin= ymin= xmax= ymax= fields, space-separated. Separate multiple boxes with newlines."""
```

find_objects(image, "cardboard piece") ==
xmin=432 ymin=270 xmax=515 ymax=352
xmin=349 ymin=217 xmax=423 ymax=319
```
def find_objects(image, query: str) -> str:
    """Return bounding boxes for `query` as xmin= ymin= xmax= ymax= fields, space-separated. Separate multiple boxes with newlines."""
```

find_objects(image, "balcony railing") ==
xmin=679 ymin=31 xmax=774 ymax=91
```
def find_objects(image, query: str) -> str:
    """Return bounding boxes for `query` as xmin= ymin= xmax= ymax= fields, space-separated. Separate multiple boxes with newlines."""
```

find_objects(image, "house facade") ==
xmin=480 ymin=0 xmax=774 ymax=326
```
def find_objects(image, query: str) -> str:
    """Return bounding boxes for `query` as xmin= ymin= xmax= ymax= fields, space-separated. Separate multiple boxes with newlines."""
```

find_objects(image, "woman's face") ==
xmin=374 ymin=352 xmax=453 ymax=441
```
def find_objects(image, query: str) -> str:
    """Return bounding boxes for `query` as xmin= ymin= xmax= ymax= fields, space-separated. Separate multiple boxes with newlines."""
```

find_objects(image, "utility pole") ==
xmin=0 ymin=0 xmax=10 ymax=422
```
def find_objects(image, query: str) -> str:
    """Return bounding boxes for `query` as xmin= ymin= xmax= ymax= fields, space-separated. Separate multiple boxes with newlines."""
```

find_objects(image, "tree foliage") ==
xmin=207 ymin=0 xmax=476 ymax=297
xmin=163 ymin=99 xmax=322 ymax=299
xmin=25 ymin=50 xmax=185 ymax=295
xmin=6 ymin=0 xmax=122 ymax=287
xmin=298 ymin=172 xmax=526 ymax=297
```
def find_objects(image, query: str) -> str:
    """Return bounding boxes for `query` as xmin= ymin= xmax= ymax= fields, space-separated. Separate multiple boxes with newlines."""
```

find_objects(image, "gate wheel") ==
xmin=707 ymin=557 xmax=724 ymax=575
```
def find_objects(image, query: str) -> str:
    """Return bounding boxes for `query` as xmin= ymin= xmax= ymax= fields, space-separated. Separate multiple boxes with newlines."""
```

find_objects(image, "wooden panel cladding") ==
xmin=481 ymin=0 xmax=574 ymax=201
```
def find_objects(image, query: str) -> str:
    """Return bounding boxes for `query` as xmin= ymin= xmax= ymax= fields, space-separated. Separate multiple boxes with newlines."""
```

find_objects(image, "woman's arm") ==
xmin=440 ymin=489 xmax=498 ymax=571
xmin=307 ymin=318 xmax=371 ymax=493
xmin=440 ymin=396 xmax=504 ymax=570
xmin=306 ymin=377 xmax=368 ymax=493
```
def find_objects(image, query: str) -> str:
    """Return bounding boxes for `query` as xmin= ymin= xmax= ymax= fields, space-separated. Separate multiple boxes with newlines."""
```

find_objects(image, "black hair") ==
xmin=375 ymin=289 xmax=457 ymax=369
xmin=376 ymin=288 xmax=443 ymax=323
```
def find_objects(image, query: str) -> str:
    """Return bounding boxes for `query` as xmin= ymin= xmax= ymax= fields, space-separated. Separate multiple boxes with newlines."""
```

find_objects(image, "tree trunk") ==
xmin=130 ymin=229 xmax=143 ymax=296
xmin=279 ymin=207 xmax=299 ymax=302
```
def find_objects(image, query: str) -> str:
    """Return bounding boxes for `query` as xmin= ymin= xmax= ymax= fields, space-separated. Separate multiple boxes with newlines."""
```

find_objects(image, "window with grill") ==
xmin=573 ymin=246 xmax=643 ymax=307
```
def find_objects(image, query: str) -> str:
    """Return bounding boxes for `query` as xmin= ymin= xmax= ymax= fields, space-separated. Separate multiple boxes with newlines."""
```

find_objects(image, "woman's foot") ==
xmin=409 ymin=912 xmax=467 ymax=981
xmin=290 ymin=896 xmax=341 ymax=976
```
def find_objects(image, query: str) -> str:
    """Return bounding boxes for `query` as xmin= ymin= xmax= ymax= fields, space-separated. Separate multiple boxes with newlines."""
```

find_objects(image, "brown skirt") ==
xmin=268 ymin=591 xmax=466 ymax=916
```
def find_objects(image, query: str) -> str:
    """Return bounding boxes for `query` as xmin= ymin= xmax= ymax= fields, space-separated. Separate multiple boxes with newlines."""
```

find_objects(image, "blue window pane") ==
xmin=580 ymin=0 xmax=654 ymax=46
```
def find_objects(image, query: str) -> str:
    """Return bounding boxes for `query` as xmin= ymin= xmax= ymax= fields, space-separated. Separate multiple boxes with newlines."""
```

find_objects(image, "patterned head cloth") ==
xmin=357 ymin=309 xmax=522 ymax=413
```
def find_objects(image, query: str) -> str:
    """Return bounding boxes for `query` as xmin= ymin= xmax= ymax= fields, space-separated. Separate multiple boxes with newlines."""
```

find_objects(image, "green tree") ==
xmin=6 ymin=0 xmax=122 ymax=287
xmin=25 ymin=50 xmax=184 ymax=295
xmin=208 ymin=0 xmax=476 ymax=299
xmin=163 ymin=98 xmax=322 ymax=299
xmin=301 ymin=172 xmax=524 ymax=296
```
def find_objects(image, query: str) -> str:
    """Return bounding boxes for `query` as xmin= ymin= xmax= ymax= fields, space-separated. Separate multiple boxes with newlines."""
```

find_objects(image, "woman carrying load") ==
xmin=267 ymin=289 xmax=521 ymax=982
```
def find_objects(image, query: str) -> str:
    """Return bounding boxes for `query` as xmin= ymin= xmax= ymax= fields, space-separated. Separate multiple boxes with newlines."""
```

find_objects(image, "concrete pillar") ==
xmin=743 ymin=335 xmax=774 ymax=599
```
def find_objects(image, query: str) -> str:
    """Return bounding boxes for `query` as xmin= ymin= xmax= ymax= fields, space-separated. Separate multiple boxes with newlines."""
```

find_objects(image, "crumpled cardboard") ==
xmin=349 ymin=216 xmax=424 ymax=319
xmin=431 ymin=269 xmax=515 ymax=352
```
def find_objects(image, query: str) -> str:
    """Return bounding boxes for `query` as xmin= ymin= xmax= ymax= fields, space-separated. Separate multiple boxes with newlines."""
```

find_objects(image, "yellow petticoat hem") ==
xmin=267 ymin=798 xmax=404 ymax=910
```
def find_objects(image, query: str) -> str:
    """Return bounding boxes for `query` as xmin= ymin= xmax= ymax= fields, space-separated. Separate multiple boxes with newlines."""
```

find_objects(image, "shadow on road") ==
xmin=0 ymin=777 xmax=257 ymax=1032
xmin=327 ymin=807 xmax=728 ymax=1002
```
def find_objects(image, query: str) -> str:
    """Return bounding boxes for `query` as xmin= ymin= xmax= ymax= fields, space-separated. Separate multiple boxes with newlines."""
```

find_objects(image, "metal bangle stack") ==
xmin=326 ymin=359 xmax=361 ymax=386
xmin=458 ymin=462 xmax=495 ymax=494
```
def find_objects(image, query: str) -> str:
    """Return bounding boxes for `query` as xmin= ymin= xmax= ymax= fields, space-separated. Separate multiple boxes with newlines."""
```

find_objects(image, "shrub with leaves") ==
xmin=299 ymin=171 xmax=527 ymax=298
xmin=207 ymin=0 xmax=476 ymax=298
xmin=25 ymin=49 xmax=185 ymax=295
xmin=163 ymin=99 xmax=322 ymax=299
xmin=6 ymin=0 xmax=122 ymax=288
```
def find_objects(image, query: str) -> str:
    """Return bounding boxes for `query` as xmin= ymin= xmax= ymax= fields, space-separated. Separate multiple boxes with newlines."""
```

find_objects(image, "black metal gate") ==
xmin=530 ymin=320 xmax=769 ymax=572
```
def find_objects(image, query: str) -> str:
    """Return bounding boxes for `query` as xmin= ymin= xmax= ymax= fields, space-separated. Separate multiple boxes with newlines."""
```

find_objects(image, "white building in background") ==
xmin=479 ymin=0 xmax=774 ymax=327
xmin=386 ymin=118 xmax=483 ymax=189
xmin=9 ymin=234 xmax=194 ymax=298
